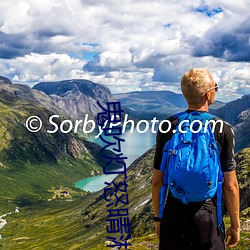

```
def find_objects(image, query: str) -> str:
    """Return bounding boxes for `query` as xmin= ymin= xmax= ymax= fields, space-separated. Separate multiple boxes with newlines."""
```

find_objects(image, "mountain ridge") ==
xmin=33 ymin=79 xmax=117 ymax=121
xmin=0 ymin=81 xmax=121 ymax=213
xmin=213 ymin=94 xmax=250 ymax=125
xmin=0 ymin=76 xmax=12 ymax=85
xmin=114 ymin=90 xmax=226 ymax=120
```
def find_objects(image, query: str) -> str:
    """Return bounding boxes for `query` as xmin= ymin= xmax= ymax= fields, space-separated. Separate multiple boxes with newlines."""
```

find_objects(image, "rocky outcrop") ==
xmin=0 ymin=76 xmax=12 ymax=85
xmin=33 ymin=79 xmax=117 ymax=120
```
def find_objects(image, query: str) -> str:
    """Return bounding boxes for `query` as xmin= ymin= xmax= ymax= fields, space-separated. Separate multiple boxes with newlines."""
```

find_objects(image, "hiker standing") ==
xmin=152 ymin=68 xmax=240 ymax=250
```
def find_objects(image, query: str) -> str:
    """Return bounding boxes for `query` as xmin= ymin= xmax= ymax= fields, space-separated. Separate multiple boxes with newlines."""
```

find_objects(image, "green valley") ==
xmin=0 ymin=77 xmax=249 ymax=249
xmin=0 ymin=82 xmax=120 ymax=214
xmin=0 ymin=147 xmax=249 ymax=249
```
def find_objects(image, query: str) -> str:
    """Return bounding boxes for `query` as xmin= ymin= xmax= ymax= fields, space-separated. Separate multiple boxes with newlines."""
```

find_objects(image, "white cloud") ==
xmin=0 ymin=53 xmax=87 ymax=85
xmin=0 ymin=0 xmax=249 ymax=101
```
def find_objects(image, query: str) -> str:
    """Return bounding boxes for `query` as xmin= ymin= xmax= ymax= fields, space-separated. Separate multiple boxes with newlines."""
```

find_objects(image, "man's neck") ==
xmin=187 ymin=103 xmax=209 ymax=112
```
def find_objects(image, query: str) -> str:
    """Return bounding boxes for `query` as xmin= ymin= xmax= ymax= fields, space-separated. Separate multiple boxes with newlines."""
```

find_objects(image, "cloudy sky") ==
xmin=0 ymin=0 xmax=249 ymax=102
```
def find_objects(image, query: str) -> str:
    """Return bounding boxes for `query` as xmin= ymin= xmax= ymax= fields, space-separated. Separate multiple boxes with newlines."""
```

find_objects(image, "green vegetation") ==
xmin=224 ymin=217 xmax=250 ymax=250
xmin=235 ymin=148 xmax=250 ymax=215
xmin=0 ymin=84 xmax=120 ymax=214
xmin=0 ymin=199 xmax=87 ymax=250
xmin=0 ymin=83 xmax=249 ymax=249
xmin=1 ymin=203 xmax=249 ymax=250
xmin=0 ymin=155 xmax=97 ymax=212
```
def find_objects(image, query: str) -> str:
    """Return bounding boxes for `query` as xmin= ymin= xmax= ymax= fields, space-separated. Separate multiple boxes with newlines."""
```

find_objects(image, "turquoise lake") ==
xmin=75 ymin=128 xmax=156 ymax=192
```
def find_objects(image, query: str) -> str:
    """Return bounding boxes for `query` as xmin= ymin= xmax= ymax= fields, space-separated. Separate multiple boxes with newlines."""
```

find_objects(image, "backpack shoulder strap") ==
xmin=173 ymin=111 xmax=189 ymax=121
xmin=201 ymin=112 xmax=217 ymax=120
xmin=201 ymin=112 xmax=223 ymax=230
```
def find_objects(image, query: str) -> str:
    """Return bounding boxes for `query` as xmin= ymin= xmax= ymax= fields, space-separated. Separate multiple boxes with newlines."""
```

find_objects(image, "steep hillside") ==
xmin=210 ymin=94 xmax=250 ymax=152
xmin=235 ymin=148 xmax=250 ymax=214
xmin=234 ymin=109 xmax=250 ymax=152
xmin=0 ymin=76 xmax=12 ymax=85
xmin=79 ymin=146 xmax=250 ymax=248
xmin=0 ymin=82 xmax=120 ymax=212
xmin=80 ymin=145 xmax=250 ymax=248
xmin=1 ymin=147 xmax=249 ymax=249
xmin=214 ymin=94 xmax=250 ymax=125
xmin=33 ymin=79 xmax=116 ymax=120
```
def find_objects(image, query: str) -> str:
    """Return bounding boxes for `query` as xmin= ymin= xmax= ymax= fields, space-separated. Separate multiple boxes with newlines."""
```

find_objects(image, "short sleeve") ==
xmin=219 ymin=122 xmax=237 ymax=172
xmin=153 ymin=116 xmax=178 ymax=170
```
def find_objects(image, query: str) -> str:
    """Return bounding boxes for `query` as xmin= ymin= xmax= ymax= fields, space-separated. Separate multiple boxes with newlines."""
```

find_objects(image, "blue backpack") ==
xmin=158 ymin=111 xmax=223 ymax=228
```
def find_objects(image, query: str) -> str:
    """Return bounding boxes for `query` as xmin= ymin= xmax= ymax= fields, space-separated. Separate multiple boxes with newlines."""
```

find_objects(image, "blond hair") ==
xmin=181 ymin=68 xmax=214 ymax=104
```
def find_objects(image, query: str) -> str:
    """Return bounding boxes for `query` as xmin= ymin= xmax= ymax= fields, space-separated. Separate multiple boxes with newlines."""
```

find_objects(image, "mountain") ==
xmin=209 ymin=100 xmax=225 ymax=110
xmin=0 ymin=75 xmax=12 ymax=85
xmin=114 ymin=91 xmax=186 ymax=119
xmin=0 ymin=76 xmax=248 ymax=249
xmin=115 ymin=90 xmax=225 ymax=120
xmin=213 ymin=94 xmax=250 ymax=126
xmin=0 ymin=79 xmax=121 ymax=212
xmin=212 ymin=95 xmax=250 ymax=152
xmin=234 ymin=108 xmax=250 ymax=152
xmin=33 ymin=79 xmax=117 ymax=121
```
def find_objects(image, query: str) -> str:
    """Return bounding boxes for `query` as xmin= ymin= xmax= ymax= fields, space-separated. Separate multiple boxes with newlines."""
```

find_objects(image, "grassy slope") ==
xmin=0 ymin=86 xmax=119 ymax=214
xmin=1 ymin=202 xmax=249 ymax=250
xmin=0 ymin=199 xmax=87 ymax=250
xmin=1 ymin=148 xmax=249 ymax=249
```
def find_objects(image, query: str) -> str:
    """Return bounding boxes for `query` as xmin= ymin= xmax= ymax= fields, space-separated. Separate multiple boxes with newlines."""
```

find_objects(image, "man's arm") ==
xmin=152 ymin=169 xmax=163 ymax=239
xmin=152 ymin=117 xmax=176 ymax=239
xmin=223 ymin=170 xmax=240 ymax=248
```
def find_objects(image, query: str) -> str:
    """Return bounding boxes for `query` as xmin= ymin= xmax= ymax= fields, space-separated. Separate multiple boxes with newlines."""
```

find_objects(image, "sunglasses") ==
xmin=203 ymin=83 xmax=218 ymax=95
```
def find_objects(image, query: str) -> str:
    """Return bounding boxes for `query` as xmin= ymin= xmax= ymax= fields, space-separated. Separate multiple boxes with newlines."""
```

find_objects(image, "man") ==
xmin=152 ymin=68 xmax=240 ymax=249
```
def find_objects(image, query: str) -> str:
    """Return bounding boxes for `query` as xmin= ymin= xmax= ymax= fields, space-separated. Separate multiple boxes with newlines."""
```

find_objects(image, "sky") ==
xmin=0 ymin=0 xmax=249 ymax=102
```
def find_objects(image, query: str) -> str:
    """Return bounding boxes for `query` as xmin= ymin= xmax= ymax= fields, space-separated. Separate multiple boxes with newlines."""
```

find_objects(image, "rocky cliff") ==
xmin=33 ymin=79 xmax=117 ymax=121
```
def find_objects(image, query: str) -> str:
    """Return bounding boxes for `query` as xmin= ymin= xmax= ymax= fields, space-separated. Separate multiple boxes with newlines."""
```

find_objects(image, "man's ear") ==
xmin=204 ymin=92 xmax=209 ymax=100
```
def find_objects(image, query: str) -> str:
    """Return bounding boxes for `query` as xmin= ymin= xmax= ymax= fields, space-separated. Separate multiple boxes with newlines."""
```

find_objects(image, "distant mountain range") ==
xmin=114 ymin=90 xmax=186 ymax=119
xmin=114 ymin=90 xmax=249 ymax=152
xmin=3 ymin=76 xmax=250 ymax=153
xmin=114 ymin=90 xmax=225 ymax=120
